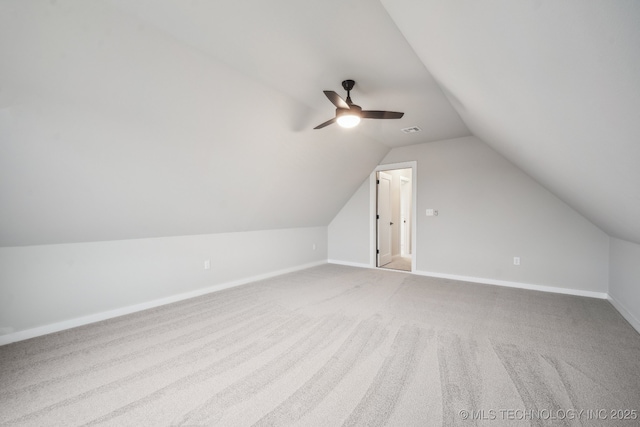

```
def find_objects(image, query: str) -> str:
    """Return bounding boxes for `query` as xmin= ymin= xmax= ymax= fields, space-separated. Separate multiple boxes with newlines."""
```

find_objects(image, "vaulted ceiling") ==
xmin=382 ymin=0 xmax=640 ymax=244
xmin=1 ymin=0 xmax=639 ymax=247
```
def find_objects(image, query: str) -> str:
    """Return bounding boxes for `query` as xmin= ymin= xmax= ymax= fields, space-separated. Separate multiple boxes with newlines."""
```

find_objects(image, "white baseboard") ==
xmin=607 ymin=294 xmax=640 ymax=335
xmin=327 ymin=260 xmax=609 ymax=299
xmin=2 ymin=260 xmax=620 ymax=346
xmin=327 ymin=259 xmax=372 ymax=269
xmin=0 ymin=260 xmax=327 ymax=346
xmin=332 ymin=262 xmax=637 ymax=333
xmin=413 ymin=270 xmax=608 ymax=299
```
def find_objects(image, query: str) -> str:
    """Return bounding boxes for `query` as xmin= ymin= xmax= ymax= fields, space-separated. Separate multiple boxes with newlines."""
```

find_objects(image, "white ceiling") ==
xmin=104 ymin=0 xmax=470 ymax=146
xmin=1 ymin=0 xmax=639 ymax=247
xmin=381 ymin=0 xmax=640 ymax=244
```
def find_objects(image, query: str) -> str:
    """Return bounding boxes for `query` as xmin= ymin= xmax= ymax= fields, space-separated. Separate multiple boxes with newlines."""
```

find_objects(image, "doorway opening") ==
xmin=374 ymin=165 xmax=414 ymax=272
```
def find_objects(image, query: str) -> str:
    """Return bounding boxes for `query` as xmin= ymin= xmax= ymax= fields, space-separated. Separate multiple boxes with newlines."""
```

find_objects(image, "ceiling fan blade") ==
xmin=314 ymin=117 xmax=337 ymax=129
xmin=361 ymin=110 xmax=404 ymax=119
xmin=323 ymin=91 xmax=350 ymax=109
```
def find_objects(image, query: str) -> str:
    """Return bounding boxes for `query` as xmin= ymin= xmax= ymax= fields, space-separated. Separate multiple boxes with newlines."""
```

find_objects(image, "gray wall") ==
xmin=0 ymin=226 xmax=327 ymax=342
xmin=328 ymin=179 xmax=371 ymax=266
xmin=0 ymin=1 xmax=392 ymax=248
xmin=609 ymin=238 xmax=640 ymax=332
xmin=329 ymin=136 xmax=610 ymax=293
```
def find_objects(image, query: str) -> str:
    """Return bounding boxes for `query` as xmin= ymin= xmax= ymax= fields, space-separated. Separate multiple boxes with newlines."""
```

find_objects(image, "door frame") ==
xmin=369 ymin=161 xmax=417 ymax=272
xmin=400 ymin=175 xmax=411 ymax=256
xmin=376 ymin=171 xmax=393 ymax=267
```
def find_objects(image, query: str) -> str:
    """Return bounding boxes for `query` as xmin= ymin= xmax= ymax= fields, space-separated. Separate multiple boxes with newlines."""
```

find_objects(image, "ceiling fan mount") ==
xmin=314 ymin=80 xmax=404 ymax=129
xmin=341 ymin=79 xmax=355 ymax=92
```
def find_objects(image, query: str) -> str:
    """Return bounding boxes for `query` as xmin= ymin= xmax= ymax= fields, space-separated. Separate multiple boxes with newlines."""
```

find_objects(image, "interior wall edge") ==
xmin=326 ymin=259 xmax=371 ymax=269
xmin=608 ymin=237 xmax=640 ymax=335
xmin=326 ymin=261 xmax=640 ymax=334
xmin=0 ymin=226 xmax=328 ymax=344
xmin=326 ymin=261 xmax=608 ymax=299
xmin=412 ymin=269 xmax=608 ymax=300
xmin=0 ymin=259 xmax=328 ymax=346
xmin=607 ymin=295 xmax=640 ymax=336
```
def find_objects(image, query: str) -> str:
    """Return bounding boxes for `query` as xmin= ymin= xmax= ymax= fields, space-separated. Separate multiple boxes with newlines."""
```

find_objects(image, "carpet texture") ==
xmin=1 ymin=264 xmax=639 ymax=426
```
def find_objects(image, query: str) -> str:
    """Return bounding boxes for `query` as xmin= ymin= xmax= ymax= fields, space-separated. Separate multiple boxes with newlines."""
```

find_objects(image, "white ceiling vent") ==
xmin=401 ymin=126 xmax=422 ymax=134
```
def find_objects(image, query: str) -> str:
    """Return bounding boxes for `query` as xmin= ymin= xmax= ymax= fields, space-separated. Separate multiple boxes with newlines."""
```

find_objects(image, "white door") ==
xmin=377 ymin=171 xmax=392 ymax=266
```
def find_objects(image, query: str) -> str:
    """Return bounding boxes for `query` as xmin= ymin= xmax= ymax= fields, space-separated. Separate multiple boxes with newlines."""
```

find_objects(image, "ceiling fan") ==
xmin=314 ymin=80 xmax=404 ymax=129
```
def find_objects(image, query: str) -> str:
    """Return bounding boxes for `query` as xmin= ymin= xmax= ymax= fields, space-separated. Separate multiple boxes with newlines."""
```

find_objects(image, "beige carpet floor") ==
xmin=1 ymin=264 xmax=639 ymax=426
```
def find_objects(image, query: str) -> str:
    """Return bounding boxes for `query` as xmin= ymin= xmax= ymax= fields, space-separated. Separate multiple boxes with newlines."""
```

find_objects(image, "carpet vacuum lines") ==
xmin=0 ymin=303 xmax=280 ymax=403
xmin=252 ymin=317 xmax=390 ymax=426
xmin=343 ymin=324 xmax=429 ymax=426
xmin=171 ymin=315 xmax=354 ymax=426
xmin=0 ymin=292 xmax=272 ymax=376
xmin=0 ymin=311 xmax=299 ymax=425
xmin=0 ymin=283 xmax=270 ymax=365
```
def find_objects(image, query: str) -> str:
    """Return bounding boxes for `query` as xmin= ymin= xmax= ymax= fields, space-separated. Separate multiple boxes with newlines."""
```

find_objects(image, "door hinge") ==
xmin=376 ymin=179 xmax=380 ymax=184
xmin=376 ymin=214 xmax=379 ymax=219
xmin=376 ymin=249 xmax=380 ymax=254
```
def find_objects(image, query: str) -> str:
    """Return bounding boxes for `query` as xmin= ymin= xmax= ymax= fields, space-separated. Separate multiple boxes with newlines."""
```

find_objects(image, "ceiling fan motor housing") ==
xmin=341 ymin=79 xmax=356 ymax=92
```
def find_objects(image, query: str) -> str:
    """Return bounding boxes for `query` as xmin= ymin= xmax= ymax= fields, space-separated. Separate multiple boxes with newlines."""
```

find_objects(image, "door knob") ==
xmin=390 ymin=222 xmax=394 ymax=225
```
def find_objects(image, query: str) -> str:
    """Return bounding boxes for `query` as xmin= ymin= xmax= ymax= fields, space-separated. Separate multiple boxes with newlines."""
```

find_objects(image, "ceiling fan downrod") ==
xmin=342 ymin=80 xmax=355 ymax=105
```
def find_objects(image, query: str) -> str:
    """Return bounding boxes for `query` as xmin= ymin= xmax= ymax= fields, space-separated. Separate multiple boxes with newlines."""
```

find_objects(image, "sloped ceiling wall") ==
xmin=0 ymin=0 xmax=469 ymax=247
xmin=2 ymin=0 xmax=639 ymax=248
xmin=381 ymin=0 xmax=640 ymax=244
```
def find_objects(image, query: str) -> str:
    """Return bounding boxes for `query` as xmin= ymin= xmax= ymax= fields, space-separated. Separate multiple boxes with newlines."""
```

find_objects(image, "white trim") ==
xmin=376 ymin=161 xmax=418 ymax=171
xmin=370 ymin=161 xmax=417 ymax=273
xmin=0 ymin=260 xmax=327 ymax=346
xmin=413 ymin=269 xmax=608 ymax=299
xmin=369 ymin=174 xmax=377 ymax=267
xmin=327 ymin=259 xmax=372 ymax=269
xmin=399 ymin=176 xmax=411 ymax=257
xmin=2 ymin=260 xmax=625 ymax=345
xmin=608 ymin=294 xmax=640 ymax=334
xmin=327 ymin=260 xmax=609 ymax=299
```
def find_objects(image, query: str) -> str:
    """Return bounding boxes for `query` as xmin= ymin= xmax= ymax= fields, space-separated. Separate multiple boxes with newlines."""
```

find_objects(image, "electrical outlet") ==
xmin=513 ymin=257 xmax=520 ymax=266
xmin=204 ymin=259 xmax=211 ymax=270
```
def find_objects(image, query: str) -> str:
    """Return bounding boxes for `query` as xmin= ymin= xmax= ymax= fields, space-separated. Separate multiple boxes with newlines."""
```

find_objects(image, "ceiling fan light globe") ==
xmin=337 ymin=114 xmax=361 ymax=128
